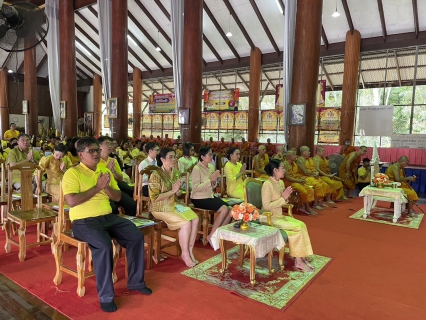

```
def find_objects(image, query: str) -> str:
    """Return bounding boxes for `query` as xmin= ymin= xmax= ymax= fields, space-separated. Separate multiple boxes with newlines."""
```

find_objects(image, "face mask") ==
xmin=44 ymin=151 xmax=52 ymax=157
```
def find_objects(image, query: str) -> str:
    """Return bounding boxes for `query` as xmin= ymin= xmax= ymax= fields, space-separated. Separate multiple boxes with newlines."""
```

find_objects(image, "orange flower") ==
xmin=243 ymin=213 xmax=250 ymax=222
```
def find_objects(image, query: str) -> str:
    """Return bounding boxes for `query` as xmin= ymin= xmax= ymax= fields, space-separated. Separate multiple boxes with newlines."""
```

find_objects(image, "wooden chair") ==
xmin=135 ymin=165 xmax=158 ymax=216
xmin=52 ymin=182 xmax=119 ymax=297
xmin=220 ymin=166 xmax=227 ymax=197
xmin=0 ymin=160 xmax=8 ymax=227
xmin=4 ymin=162 xmax=58 ymax=262
xmin=243 ymin=178 xmax=292 ymax=270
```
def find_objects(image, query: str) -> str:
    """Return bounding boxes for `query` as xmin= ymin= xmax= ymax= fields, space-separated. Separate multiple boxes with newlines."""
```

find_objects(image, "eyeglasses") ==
xmin=83 ymin=148 xmax=101 ymax=154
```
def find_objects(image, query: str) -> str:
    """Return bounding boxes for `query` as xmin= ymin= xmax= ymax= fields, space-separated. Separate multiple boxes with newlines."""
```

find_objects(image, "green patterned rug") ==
xmin=349 ymin=207 xmax=424 ymax=229
xmin=181 ymin=246 xmax=331 ymax=310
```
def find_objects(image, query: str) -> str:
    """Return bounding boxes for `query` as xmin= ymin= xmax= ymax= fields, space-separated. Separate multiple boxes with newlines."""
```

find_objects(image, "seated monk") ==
xmin=252 ymin=145 xmax=269 ymax=179
xmin=163 ymin=134 xmax=172 ymax=148
xmin=200 ymin=139 xmax=209 ymax=148
xmin=297 ymin=146 xmax=332 ymax=210
xmin=251 ymin=138 xmax=261 ymax=157
xmin=265 ymin=138 xmax=275 ymax=157
xmin=208 ymin=137 xmax=217 ymax=152
xmin=385 ymin=156 xmax=419 ymax=215
xmin=240 ymin=138 xmax=250 ymax=156
xmin=229 ymin=138 xmax=238 ymax=149
xmin=338 ymin=146 xmax=367 ymax=197
xmin=273 ymin=145 xmax=285 ymax=161
xmin=283 ymin=151 xmax=316 ymax=215
xmin=217 ymin=137 xmax=228 ymax=155
xmin=313 ymin=146 xmax=346 ymax=201
xmin=156 ymin=136 xmax=164 ymax=148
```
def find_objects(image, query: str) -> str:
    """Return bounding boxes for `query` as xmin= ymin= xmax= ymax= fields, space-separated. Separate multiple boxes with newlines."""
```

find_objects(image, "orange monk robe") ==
xmin=385 ymin=165 xmax=419 ymax=202
xmin=283 ymin=161 xmax=314 ymax=203
xmin=315 ymin=156 xmax=344 ymax=200
xmin=253 ymin=154 xmax=269 ymax=179
xmin=240 ymin=142 xmax=250 ymax=155
xmin=298 ymin=157 xmax=331 ymax=198
xmin=163 ymin=138 xmax=172 ymax=148
xmin=338 ymin=152 xmax=360 ymax=190
xmin=341 ymin=146 xmax=356 ymax=156
xmin=218 ymin=142 xmax=228 ymax=154
xmin=201 ymin=141 xmax=209 ymax=148
xmin=229 ymin=142 xmax=238 ymax=149
xmin=210 ymin=142 xmax=219 ymax=153
xmin=265 ymin=143 xmax=275 ymax=157
xmin=251 ymin=142 xmax=261 ymax=156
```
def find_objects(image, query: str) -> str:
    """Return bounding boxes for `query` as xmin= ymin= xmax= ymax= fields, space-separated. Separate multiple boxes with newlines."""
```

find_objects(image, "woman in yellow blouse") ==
xmin=149 ymin=148 xmax=199 ymax=267
xmin=224 ymin=147 xmax=246 ymax=200
xmin=35 ymin=144 xmax=72 ymax=202
xmin=191 ymin=146 xmax=232 ymax=247
xmin=261 ymin=159 xmax=315 ymax=272
xmin=253 ymin=145 xmax=269 ymax=179
xmin=177 ymin=142 xmax=197 ymax=191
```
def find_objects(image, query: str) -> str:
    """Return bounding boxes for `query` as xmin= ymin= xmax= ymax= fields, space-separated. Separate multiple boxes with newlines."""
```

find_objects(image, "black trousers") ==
xmin=72 ymin=214 xmax=146 ymax=303
xmin=357 ymin=182 xmax=370 ymax=192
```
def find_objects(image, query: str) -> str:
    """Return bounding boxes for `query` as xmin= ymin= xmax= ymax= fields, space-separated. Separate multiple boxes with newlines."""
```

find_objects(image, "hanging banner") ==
xmin=203 ymin=88 xmax=239 ymax=111
xmin=319 ymin=108 xmax=341 ymax=131
xmin=278 ymin=111 xmax=284 ymax=131
xmin=275 ymin=84 xmax=283 ymax=110
xmin=261 ymin=110 xmax=278 ymax=131
xmin=317 ymin=80 xmax=326 ymax=108
xmin=220 ymin=112 xmax=234 ymax=130
xmin=205 ymin=112 xmax=219 ymax=130
xmin=173 ymin=114 xmax=180 ymax=129
xmin=149 ymin=93 xmax=176 ymax=113
xmin=152 ymin=114 xmax=163 ymax=129
xmin=234 ymin=111 xmax=248 ymax=130
xmin=318 ymin=131 xmax=340 ymax=143
xmin=142 ymin=114 xmax=152 ymax=130
xmin=103 ymin=114 xmax=109 ymax=128
xmin=163 ymin=114 xmax=174 ymax=130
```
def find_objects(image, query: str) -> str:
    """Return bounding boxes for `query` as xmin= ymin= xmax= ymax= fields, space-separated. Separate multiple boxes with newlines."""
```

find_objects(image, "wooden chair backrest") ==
xmin=136 ymin=165 xmax=159 ymax=214
xmin=7 ymin=162 xmax=42 ymax=211
xmin=58 ymin=180 xmax=66 ymax=234
xmin=220 ymin=165 xmax=226 ymax=197
xmin=0 ymin=160 xmax=5 ymax=198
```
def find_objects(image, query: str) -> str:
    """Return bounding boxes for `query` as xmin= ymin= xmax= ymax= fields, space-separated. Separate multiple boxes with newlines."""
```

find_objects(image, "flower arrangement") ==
xmin=230 ymin=203 xmax=260 ymax=230
xmin=373 ymin=173 xmax=389 ymax=186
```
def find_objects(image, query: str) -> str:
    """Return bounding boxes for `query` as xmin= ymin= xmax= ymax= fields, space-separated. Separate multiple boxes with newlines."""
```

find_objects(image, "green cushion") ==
xmin=246 ymin=182 xmax=262 ymax=209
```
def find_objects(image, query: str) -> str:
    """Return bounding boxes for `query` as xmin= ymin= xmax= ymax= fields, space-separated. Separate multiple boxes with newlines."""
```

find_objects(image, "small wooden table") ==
xmin=211 ymin=223 xmax=285 ymax=285
xmin=359 ymin=186 xmax=408 ymax=223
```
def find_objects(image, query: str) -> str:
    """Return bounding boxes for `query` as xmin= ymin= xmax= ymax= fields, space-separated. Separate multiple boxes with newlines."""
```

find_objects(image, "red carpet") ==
xmin=0 ymin=197 xmax=426 ymax=319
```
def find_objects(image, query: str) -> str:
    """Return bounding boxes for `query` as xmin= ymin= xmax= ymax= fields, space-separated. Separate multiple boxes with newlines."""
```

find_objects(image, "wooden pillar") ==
xmin=248 ymin=47 xmax=262 ymax=142
xmin=24 ymin=46 xmax=38 ymax=136
xmin=60 ymin=0 xmax=78 ymax=138
xmin=289 ymin=0 xmax=323 ymax=151
xmin=0 ymin=69 xmax=9 ymax=137
xmin=93 ymin=74 xmax=102 ymax=136
xmin=133 ymin=68 xmax=142 ymax=139
xmin=111 ymin=0 xmax=128 ymax=141
xmin=339 ymin=30 xmax=361 ymax=145
xmin=181 ymin=0 xmax=203 ymax=145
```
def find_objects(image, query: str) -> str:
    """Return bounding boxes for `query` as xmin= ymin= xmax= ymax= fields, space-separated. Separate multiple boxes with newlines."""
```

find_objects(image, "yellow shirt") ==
xmin=62 ymin=162 xmax=119 ymax=221
xmin=224 ymin=161 xmax=245 ymax=200
xmin=4 ymin=130 xmax=19 ymax=140
xmin=99 ymin=157 xmax=122 ymax=176
xmin=191 ymin=162 xmax=216 ymax=199
xmin=67 ymin=152 xmax=80 ymax=165
xmin=6 ymin=147 xmax=41 ymax=183
xmin=357 ymin=166 xmax=371 ymax=183
xmin=38 ymin=155 xmax=72 ymax=185
xmin=48 ymin=143 xmax=56 ymax=150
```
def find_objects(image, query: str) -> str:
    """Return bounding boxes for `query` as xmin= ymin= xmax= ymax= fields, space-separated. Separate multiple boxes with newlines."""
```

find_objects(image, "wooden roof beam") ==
xmin=249 ymin=0 xmax=279 ymax=55
xmin=76 ymin=57 xmax=95 ymax=77
xmin=320 ymin=62 xmax=334 ymax=91
xmin=134 ymin=0 xmax=171 ymax=45
xmin=36 ymin=54 xmax=48 ymax=73
xmin=377 ymin=0 xmax=387 ymax=41
xmin=203 ymin=2 xmax=240 ymax=61
xmin=412 ymin=0 xmax=419 ymax=39
xmin=341 ymin=0 xmax=354 ymax=34
xmin=223 ymin=0 xmax=255 ymax=50
xmin=394 ymin=51 xmax=402 ymax=86
xmin=322 ymin=26 xmax=329 ymax=50
xmin=76 ymin=65 xmax=91 ymax=79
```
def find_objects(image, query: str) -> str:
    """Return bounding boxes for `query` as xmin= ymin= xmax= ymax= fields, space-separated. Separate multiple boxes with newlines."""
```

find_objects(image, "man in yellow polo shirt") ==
xmin=357 ymin=158 xmax=371 ymax=192
xmin=62 ymin=137 xmax=151 ymax=313
xmin=3 ymin=123 xmax=19 ymax=141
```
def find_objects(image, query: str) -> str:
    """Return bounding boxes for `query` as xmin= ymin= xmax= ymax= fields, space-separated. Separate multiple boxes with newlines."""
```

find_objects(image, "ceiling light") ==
xmin=8 ymin=69 xmax=12 ymax=73
xmin=226 ymin=12 xmax=232 ymax=37
xmin=127 ymin=35 xmax=137 ymax=46
xmin=156 ymin=30 xmax=161 ymax=52
xmin=332 ymin=0 xmax=340 ymax=17
xmin=274 ymin=0 xmax=283 ymax=14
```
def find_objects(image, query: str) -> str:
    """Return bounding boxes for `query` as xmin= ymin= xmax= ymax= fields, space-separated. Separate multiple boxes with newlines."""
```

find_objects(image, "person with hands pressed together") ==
xmin=62 ymin=137 xmax=150 ymax=313
xmin=7 ymin=133 xmax=41 ymax=191
xmin=261 ymin=160 xmax=315 ymax=272
xmin=223 ymin=147 xmax=246 ymax=200
xmin=191 ymin=147 xmax=232 ymax=248
xmin=357 ymin=157 xmax=371 ymax=192
xmin=149 ymin=148 xmax=199 ymax=267
xmin=385 ymin=156 xmax=419 ymax=215
xmin=339 ymin=146 xmax=368 ymax=197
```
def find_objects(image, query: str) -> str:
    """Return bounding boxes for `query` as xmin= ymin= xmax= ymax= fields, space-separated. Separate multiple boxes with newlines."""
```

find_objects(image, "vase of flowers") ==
xmin=230 ymin=203 xmax=260 ymax=231
xmin=373 ymin=173 xmax=389 ymax=188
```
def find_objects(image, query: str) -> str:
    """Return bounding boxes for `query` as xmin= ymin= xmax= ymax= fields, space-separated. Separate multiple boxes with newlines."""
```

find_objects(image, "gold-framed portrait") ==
xmin=108 ymin=98 xmax=118 ymax=118
xmin=60 ymin=101 xmax=66 ymax=119
xmin=22 ymin=100 xmax=28 ymax=114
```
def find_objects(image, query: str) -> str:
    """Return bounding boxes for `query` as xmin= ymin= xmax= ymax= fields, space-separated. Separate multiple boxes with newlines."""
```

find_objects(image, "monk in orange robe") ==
xmin=217 ymin=137 xmax=228 ymax=154
xmin=251 ymin=138 xmax=261 ymax=157
xmin=265 ymin=138 xmax=275 ymax=157
xmin=229 ymin=138 xmax=238 ymax=149
xmin=338 ymin=146 xmax=367 ymax=196
xmin=313 ymin=146 xmax=346 ymax=201
xmin=297 ymin=146 xmax=332 ymax=210
xmin=163 ymin=134 xmax=172 ymax=148
xmin=386 ymin=156 xmax=419 ymax=215
xmin=252 ymin=145 xmax=269 ymax=179
xmin=283 ymin=150 xmax=316 ymax=215
xmin=240 ymin=138 xmax=250 ymax=156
